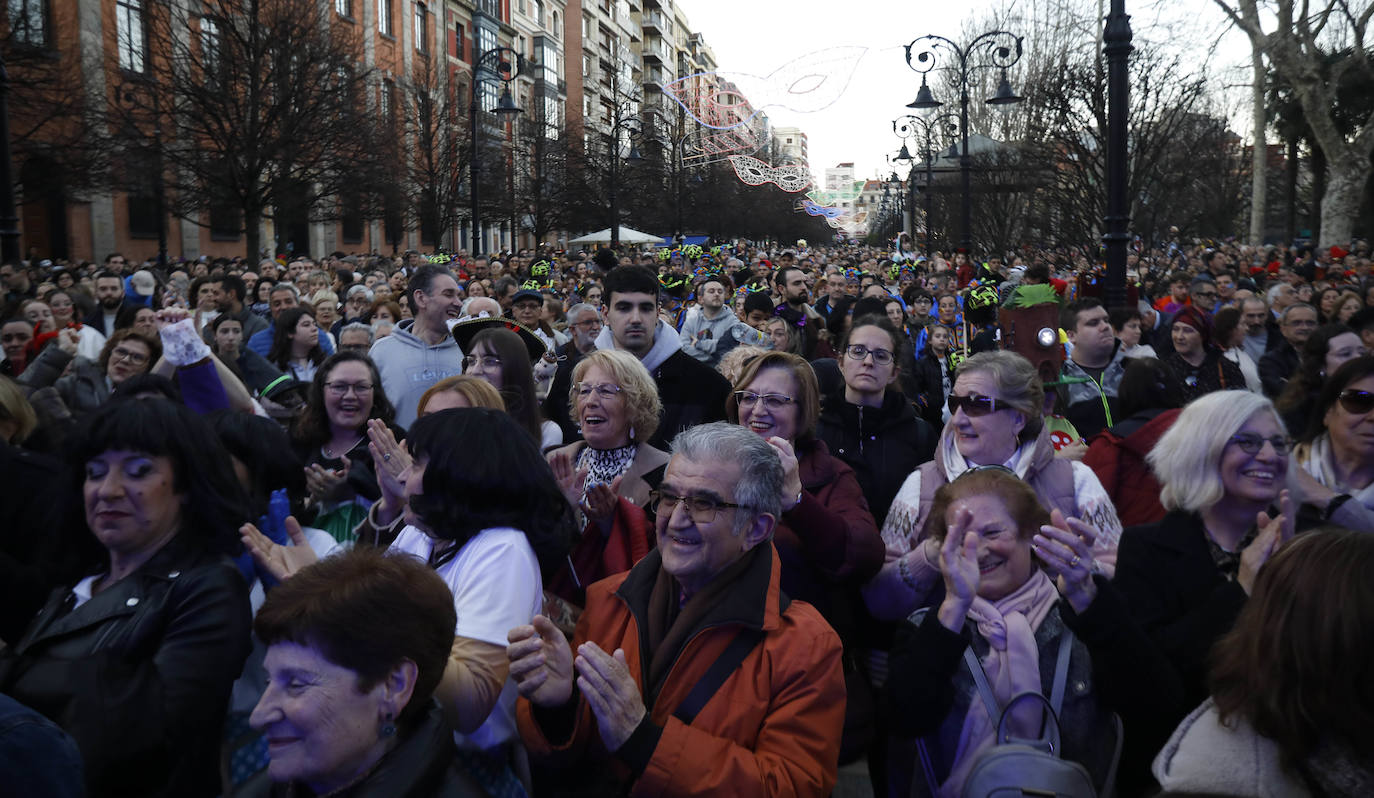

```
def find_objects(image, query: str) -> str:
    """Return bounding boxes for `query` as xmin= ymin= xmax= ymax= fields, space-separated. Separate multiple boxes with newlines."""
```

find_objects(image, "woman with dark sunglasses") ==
xmin=1288 ymin=356 xmax=1374 ymax=532
xmin=863 ymin=350 xmax=1122 ymax=624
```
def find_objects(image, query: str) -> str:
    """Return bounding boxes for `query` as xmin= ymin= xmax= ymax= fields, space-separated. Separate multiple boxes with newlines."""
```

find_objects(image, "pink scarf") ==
xmin=940 ymin=568 xmax=1060 ymax=798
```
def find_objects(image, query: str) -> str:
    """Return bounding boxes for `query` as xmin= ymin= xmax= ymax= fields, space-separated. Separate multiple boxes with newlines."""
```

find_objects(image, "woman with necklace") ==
xmin=291 ymin=351 xmax=399 ymax=543
xmin=544 ymin=349 xmax=668 ymax=619
xmin=1114 ymin=390 xmax=1295 ymax=741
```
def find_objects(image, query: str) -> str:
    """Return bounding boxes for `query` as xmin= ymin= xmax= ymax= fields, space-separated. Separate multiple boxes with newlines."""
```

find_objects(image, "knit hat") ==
xmin=1172 ymin=305 xmax=1212 ymax=349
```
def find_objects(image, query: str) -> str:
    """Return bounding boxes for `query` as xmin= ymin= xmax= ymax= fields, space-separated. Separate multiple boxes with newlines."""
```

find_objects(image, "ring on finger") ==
xmin=1070 ymin=555 xmax=1081 ymax=568
xmin=383 ymin=452 xmax=392 ymax=461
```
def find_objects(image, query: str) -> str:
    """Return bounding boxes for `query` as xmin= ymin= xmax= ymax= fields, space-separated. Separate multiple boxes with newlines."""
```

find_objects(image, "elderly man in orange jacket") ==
xmin=508 ymin=421 xmax=846 ymax=797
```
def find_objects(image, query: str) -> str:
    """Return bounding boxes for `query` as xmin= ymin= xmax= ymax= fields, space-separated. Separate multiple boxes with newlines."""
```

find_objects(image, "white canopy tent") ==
xmin=568 ymin=226 xmax=662 ymax=244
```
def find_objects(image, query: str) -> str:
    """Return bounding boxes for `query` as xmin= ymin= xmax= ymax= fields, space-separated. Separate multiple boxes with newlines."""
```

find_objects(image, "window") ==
xmin=341 ymin=193 xmax=364 ymax=244
xmin=551 ymin=10 xmax=560 ymax=39
xmin=476 ymin=25 xmax=496 ymax=56
xmin=377 ymin=0 xmax=392 ymax=36
xmin=414 ymin=2 xmax=427 ymax=52
xmin=8 ymin=0 xmax=49 ymax=47
xmin=116 ymin=0 xmax=145 ymax=72
xmin=451 ymin=21 xmax=465 ymax=59
xmin=200 ymin=17 xmax=221 ymax=84
xmin=209 ymin=186 xmax=242 ymax=240
xmin=381 ymin=79 xmax=396 ymax=121
xmin=516 ymin=0 xmax=525 ymax=14
xmin=335 ymin=0 xmax=351 ymax=17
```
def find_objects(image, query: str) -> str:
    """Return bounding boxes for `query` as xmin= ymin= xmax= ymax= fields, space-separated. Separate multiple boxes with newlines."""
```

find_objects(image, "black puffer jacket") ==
xmin=817 ymin=388 xmax=938 ymax=525
xmin=909 ymin=350 xmax=948 ymax=429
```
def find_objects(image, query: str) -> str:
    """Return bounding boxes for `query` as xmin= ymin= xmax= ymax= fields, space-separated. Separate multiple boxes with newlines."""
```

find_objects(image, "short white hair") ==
xmin=1147 ymin=390 xmax=1285 ymax=513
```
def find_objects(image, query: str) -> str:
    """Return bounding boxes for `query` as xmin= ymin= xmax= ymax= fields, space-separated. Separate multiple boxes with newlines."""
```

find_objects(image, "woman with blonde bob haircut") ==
xmin=544 ymin=349 xmax=668 ymax=616
xmin=416 ymin=375 xmax=506 ymax=416
xmin=1114 ymin=390 xmax=1295 ymax=744
xmin=1154 ymin=528 xmax=1374 ymax=796
xmin=0 ymin=375 xmax=37 ymax=444
xmin=865 ymin=350 xmax=1122 ymax=623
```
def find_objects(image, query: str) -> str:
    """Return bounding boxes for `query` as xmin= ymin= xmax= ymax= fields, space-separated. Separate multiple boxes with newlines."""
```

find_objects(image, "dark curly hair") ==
xmin=406 ymin=408 xmax=572 ymax=575
xmin=292 ymin=351 xmax=395 ymax=448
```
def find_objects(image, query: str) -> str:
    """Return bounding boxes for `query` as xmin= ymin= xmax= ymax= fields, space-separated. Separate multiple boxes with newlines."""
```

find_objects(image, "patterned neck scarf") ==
xmin=577 ymin=443 xmax=638 ymax=495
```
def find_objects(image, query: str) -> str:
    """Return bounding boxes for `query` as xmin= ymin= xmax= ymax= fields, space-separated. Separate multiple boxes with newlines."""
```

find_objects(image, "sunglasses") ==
xmin=947 ymin=393 xmax=1002 ymax=417
xmin=1338 ymin=389 xmax=1374 ymax=415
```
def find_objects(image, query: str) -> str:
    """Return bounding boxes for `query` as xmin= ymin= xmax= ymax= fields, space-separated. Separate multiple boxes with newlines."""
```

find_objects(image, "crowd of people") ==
xmin=0 ymin=236 xmax=1372 ymax=797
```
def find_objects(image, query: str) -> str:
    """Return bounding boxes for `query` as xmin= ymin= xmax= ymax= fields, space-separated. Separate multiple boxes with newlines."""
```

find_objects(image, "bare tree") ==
xmin=111 ymin=0 xmax=385 ymax=258
xmin=1215 ymin=0 xmax=1374 ymax=246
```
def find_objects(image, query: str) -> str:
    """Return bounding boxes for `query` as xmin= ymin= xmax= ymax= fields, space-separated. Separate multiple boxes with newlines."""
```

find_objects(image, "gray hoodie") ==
xmin=369 ymin=319 xmax=464 ymax=429
xmin=679 ymin=305 xmax=770 ymax=366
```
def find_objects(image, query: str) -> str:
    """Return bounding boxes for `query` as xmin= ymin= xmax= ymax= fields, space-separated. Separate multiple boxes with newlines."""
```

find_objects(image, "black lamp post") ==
xmin=903 ymin=30 xmax=1023 ymax=257
xmin=469 ymin=46 xmax=523 ymax=259
xmin=1103 ymin=0 xmax=1134 ymax=309
xmin=893 ymin=113 xmax=959 ymax=256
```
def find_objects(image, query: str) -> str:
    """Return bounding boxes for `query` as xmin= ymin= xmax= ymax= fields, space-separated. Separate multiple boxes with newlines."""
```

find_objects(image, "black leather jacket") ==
xmin=0 ymin=534 xmax=253 ymax=797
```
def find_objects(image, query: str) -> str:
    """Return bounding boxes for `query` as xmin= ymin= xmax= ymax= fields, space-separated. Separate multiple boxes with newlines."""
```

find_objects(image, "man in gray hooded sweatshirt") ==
xmin=680 ymin=274 xmax=770 ymax=368
xmin=370 ymin=264 xmax=465 ymax=428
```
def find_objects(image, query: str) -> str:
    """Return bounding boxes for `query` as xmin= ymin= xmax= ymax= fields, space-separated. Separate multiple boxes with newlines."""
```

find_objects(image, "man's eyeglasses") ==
xmin=1193 ymin=291 xmax=1218 ymax=299
xmin=947 ymin=393 xmax=1002 ymax=417
xmin=462 ymin=355 xmax=501 ymax=371
xmin=1337 ymin=389 xmax=1374 ymax=415
xmin=844 ymin=344 xmax=894 ymax=365
xmin=575 ymin=382 xmax=622 ymax=400
xmin=111 ymin=347 xmax=149 ymax=366
xmin=325 ymin=382 xmax=374 ymax=397
xmin=648 ymin=490 xmax=742 ymax=523
xmin=734 ymin=391 xmax=795 ymax=411
xmin=1227 ymin=433 xmax=1292 ymax=455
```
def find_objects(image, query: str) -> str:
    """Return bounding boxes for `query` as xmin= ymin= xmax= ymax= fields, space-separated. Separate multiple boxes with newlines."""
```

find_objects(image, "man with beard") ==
xmin=89 ymin=271 xmax=139 ymax=337
xmin=681 ymin=275 xmax=769 ymax=368
xmin=370 ymin=264 xmax=465 ymax=428
xmin=772 ymin=266 xmax=824 ymax=359
xmin=207 ymin=275 xmax=268 ymax=344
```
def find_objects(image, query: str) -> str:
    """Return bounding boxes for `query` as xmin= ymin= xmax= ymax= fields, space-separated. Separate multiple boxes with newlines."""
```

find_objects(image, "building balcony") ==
xmin=641 ymin=10 xmax=668 ymax=33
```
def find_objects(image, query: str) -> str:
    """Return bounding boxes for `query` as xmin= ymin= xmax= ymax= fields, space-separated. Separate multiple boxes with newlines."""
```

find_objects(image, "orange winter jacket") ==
xmin=517 ymin=543 xmax=846 ymax=798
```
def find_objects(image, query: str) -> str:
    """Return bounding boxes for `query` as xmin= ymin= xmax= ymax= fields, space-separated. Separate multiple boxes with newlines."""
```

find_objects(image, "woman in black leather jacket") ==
xmin=0 ymin=398 xmax=254 ymax=797
xmin=817 ymin=314 xmax=938 ymax=526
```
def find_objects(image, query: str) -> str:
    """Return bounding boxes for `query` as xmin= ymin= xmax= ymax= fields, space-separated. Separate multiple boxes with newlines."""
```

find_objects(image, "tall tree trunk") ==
xmin=1321 ymin=159 xmax=1366 ymax=247
xmin=1249 ymin=48 xmax=1267 ymax=245
xmin=1311 ymin=145 xmax=1326 ymax=240
xmin=245 ymin=206 xmax=261 ymax=263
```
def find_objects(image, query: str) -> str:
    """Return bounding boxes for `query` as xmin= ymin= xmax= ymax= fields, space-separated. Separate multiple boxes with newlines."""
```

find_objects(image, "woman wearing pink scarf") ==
xmin=887 ymin=468 xmax=1180 ymax=798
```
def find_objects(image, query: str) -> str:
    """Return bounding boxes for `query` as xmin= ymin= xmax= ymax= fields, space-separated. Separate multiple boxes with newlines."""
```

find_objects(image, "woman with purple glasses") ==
xmin=863 ymin=350 xmax=1122 ymax=623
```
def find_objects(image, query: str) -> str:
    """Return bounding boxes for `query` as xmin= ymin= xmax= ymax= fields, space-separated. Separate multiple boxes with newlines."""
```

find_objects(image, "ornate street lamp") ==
xmin=903 ymin=30 xmax=1023 ymax=256
xmin=469 ymin=47 xmax=524 ymax=258
xmin=894 ymin=113 xmax=958 ymax=256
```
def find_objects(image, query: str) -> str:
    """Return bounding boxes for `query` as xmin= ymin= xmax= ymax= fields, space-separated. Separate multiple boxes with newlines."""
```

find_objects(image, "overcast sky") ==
xmin=682 ymin=0 xmax=1252 ymax=183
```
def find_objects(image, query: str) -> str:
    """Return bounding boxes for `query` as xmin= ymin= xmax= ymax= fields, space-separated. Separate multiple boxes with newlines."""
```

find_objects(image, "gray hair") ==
xmin=1279 ymin=302 xmax=1316 ymax=324
xmin=268 ymin=282 xmax=300 ymax=301
xmin=346 ymin=284 xmax=374 ymax=302
xmin=566 ymin=302 xmax=601 ymax=323
xmin=1266 ymin=283 xmax=1290 ymax=304
xmin=339 ymin=322 xmax=374 ymax=345
xmin=670 ymin=422 xmax=783 ymax=528
xmin=955 ymin=350 xmax=1045 ymax=443
xmin=1147 ymin=390 xmax=1285 ymax=513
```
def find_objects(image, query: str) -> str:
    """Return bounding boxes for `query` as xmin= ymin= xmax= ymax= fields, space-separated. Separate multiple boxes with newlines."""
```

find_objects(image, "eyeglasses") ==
xmin=844 ymin=344 xmax=895 ymax=365
xmin=734 ymin=391 xmax=796 ymax=411
xmin=1228 ymin=433 xmax=1292 ymax=455
xmin=575 ymin=382 xmax=622 ymax=400
xmin=648 ymin=489 xmax=742 ymax=523
xmin=1193 ymin=291 xmax=1218 ymax=299
xmin=462 ymin=355 xmax=502 ymax=371
xmin=111 ymin=347 xmax=149 ymax=366
xmin=947 ymin=393 xmax=1002 ymax=417
xmin=1337 ymin=389 xmax=1374 ymax=415
xmin=325 ymin=381 xmax=374 ymax=397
